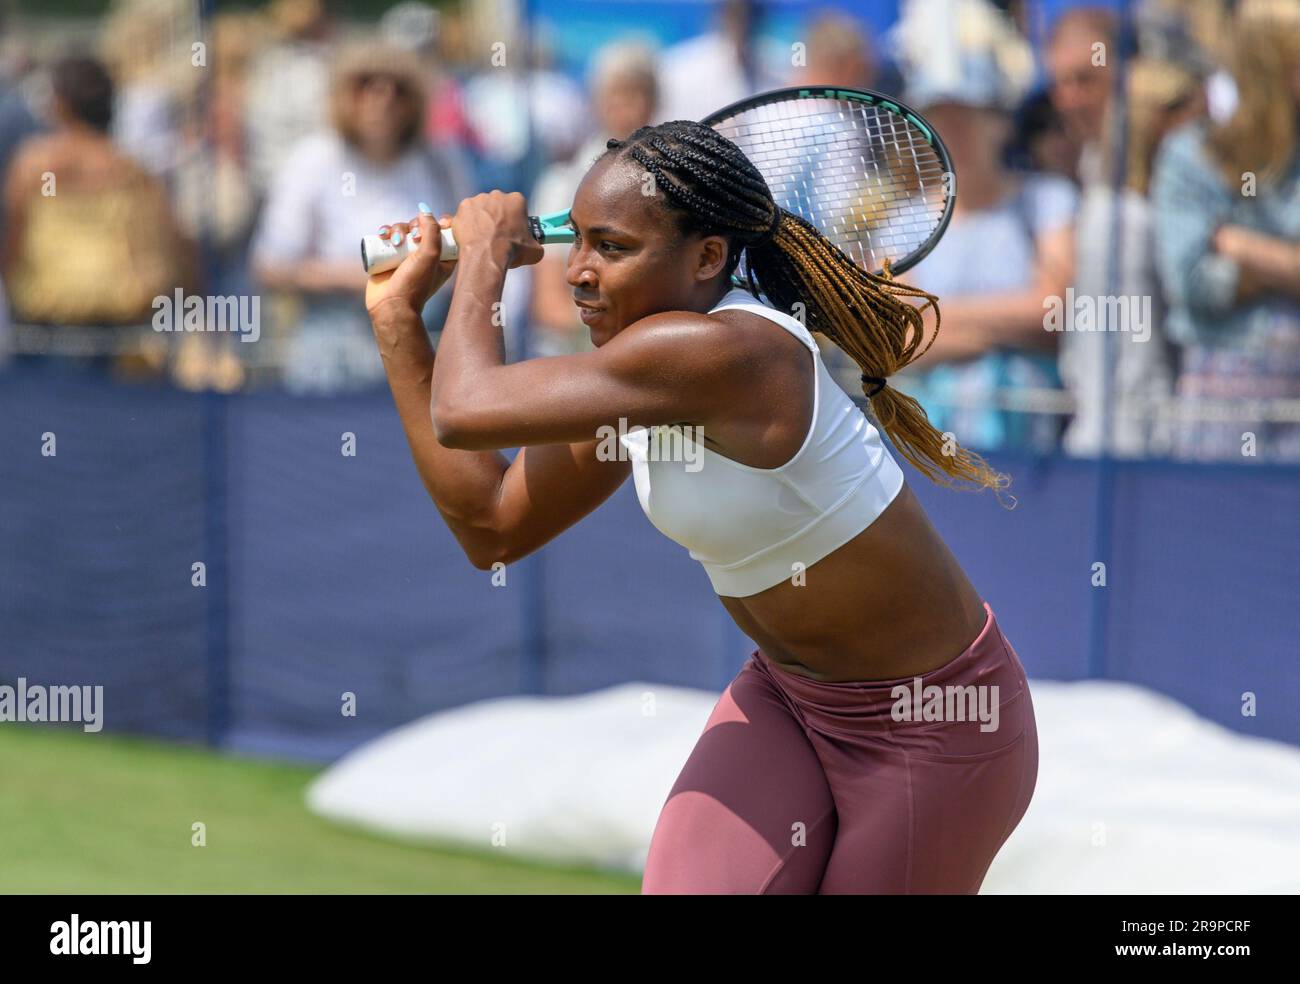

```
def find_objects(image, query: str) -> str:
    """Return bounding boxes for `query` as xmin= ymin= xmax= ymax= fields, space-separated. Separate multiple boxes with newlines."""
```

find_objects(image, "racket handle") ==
xmin=361 ymin=226 xmax=459 ymax=276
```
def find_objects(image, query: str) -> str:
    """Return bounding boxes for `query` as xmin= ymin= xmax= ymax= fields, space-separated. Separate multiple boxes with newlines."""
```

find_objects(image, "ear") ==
xmin=693 ymin=234 xmax=731 ymax=283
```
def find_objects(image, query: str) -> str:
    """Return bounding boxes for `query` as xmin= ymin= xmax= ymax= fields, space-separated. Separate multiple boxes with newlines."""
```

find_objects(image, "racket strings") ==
xmin=712 ymin=98 xmax=948 ymax=277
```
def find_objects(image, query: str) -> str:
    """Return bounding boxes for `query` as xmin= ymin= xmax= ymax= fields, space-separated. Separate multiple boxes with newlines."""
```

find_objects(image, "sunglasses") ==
xmin=350 ymin=73 xmax=415 ymax=96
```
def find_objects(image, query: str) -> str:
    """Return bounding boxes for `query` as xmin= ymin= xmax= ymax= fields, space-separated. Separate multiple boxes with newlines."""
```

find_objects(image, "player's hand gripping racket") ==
xmin=361 ymin=210 xmax=575 ymax=275
xmin=360 ymin=86 xmax=954 ymax=278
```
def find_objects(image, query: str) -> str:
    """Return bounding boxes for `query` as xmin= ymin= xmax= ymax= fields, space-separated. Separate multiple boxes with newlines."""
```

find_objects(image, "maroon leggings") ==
xmin=642 ymin=603 xmax=1038 ymax=894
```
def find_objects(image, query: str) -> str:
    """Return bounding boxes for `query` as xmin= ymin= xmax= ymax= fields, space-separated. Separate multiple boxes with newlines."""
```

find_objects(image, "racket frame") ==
xmin=701 ymin=85 xmax=956 ymax=278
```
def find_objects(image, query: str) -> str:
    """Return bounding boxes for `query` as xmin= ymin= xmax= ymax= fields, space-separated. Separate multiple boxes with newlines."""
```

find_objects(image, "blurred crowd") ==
xmin=0 ymin=0 xmax=1297 ymax=462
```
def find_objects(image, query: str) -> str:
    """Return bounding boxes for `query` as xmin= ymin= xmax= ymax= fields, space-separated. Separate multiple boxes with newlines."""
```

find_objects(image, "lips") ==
xmin=574 ymin=299 xmax=605 ymax=326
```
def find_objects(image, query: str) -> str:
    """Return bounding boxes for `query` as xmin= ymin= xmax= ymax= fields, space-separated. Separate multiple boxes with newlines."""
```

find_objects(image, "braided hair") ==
xmin=602 ymin=119 xmax=1008 ymax=493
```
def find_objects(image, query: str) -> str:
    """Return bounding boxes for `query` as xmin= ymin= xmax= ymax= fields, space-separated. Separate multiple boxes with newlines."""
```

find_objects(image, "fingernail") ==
xmin=378 ymin=225 xmax=391 ymax=239
xmin=391 ymin=230 xmax=403 ymax=245
xmin=418 ymin=202 xmax=433 ymax=215
xmin=411 ymin=229 xmax=422 ymax=242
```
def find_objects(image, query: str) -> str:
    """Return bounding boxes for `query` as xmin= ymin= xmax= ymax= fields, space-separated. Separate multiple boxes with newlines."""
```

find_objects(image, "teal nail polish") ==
xmin=418 ymin=201 xmax=433 ymax=215
xmin=392 ymin=230 xmax=403 ymax=245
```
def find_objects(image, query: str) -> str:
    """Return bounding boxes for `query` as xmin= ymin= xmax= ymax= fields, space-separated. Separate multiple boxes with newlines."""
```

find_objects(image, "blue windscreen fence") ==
xmin=2 ymin=364 xmax=1297 ymax=761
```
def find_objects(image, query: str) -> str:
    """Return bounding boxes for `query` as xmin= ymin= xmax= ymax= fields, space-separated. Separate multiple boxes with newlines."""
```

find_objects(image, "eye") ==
xmin=599 ymin=241 xmax=624 ymax=253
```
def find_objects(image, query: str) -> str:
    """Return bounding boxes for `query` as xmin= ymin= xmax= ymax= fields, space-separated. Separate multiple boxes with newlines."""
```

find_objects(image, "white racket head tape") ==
xmin=361 ymin=226 xmax=459 ymax=275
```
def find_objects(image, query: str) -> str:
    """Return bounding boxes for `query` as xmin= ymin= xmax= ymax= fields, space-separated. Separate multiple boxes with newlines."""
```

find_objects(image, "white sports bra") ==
xmin=619 ymin=286 xmax=905 ymax=598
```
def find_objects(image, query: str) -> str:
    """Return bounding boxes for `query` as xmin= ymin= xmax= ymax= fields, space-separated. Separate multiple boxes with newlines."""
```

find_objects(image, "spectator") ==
xmin=101 ymin=0 xmax=194 ymax=184
xmin=1044 ymin=6 xmax=1118 ymax=184
xmin=0 ymin=63 xmax=43 ymax=213
xmin=251 ymin=41 xmax=472 ymax=395
xmin=527 ymin=41 xmax=658 ymax=357
xmin=171 ymin=12 xmax=264 ymax=393
xmin=2 ymin=54 xmax=193 ymax=332
xmin=890 ymin=0 xmax=1037 ymax=109
xmin=1061 ymin=57 xmax=1202 ymax=458
xmin=242 ymin=0 xmax=334 ymax=198
xmin=893 ymin=8 xmax=1075 ymax=452
xmin=379 ymin=1 xmax=480 ymax=164
xmin=1007 ymin=88 xmax=1076 ymax=179
xmin=1150 ymin=0 xmax=1300 ymax=461
xmin=655 ymin=0 xmax=784 ymax=122
xmin=174 ymin=12 xmax=260 ymax=257
xmin=787 ymin=11 xmax=882 ymax=91
xmin=459 ymin=32 xmax=587 ymax=195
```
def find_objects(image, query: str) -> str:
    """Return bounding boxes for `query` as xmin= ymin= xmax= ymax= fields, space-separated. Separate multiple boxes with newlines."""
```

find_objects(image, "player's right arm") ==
xmin=366 ymin=212 xmax=630 ymax=570
xmin=375 ymin=311 xmax=630 ymax=570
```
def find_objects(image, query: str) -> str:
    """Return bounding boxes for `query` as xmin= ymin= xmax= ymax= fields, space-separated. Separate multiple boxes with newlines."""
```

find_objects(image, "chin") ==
xmin=589 ymin=320 xmax=621 ymax=347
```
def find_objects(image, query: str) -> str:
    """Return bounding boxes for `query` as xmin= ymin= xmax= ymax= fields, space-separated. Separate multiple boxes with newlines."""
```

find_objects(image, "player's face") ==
xmin=565 ymin=156 xmax=726 ymax=346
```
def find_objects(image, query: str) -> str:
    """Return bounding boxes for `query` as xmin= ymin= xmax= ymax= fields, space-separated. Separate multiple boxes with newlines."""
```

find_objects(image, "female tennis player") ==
xmin=364 ymin=119 xmax=1038 ymax=894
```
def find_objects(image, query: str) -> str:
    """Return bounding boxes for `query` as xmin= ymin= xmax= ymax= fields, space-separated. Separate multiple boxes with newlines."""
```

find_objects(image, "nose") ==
xmin=566 ymin=248 xmax=597 ymax=290
xmin=361 ymin=78 xmax=398 ymax=108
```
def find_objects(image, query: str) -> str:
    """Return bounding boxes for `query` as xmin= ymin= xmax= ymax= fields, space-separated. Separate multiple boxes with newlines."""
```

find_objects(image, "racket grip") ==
xmin=361 ymin=226 xmax=459 ymax=276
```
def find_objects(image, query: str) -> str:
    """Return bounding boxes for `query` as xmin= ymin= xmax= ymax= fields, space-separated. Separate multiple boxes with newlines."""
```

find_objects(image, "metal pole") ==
xmin=1085 ymin=0 xmax=1133 ymax=680
xmin=515 ymin=0 xmax=546 ymax=695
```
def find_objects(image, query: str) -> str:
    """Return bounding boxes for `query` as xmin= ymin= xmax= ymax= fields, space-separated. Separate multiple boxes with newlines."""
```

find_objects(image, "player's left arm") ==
xmin=432 ymin=303 xmax=745 ymax=451
xmin=430 ymin=191 xmax=746 ymax=450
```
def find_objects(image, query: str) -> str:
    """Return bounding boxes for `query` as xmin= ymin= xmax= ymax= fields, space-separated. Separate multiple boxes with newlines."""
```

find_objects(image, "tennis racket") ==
xmin=360 ymin=86 xmax=954 ymax=278
xmin=701 ymin=86 xmax=955 ymax=279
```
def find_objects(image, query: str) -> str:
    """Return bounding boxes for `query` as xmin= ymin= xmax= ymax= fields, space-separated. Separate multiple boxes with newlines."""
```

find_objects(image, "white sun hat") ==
xmin=891 ymin=0 xmax=1037 ymax=112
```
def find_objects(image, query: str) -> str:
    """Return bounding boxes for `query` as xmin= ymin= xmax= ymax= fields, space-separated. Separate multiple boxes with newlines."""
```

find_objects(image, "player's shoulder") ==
xmin=605 ymin=306 xmax=754 ymax=377
xmin=618 ymin=307 xmax=735 ymax=346
xmin=611 ymin=299 xmax=805 ymax=385
xmin=626 ymin=291 xmax=786 ymax=338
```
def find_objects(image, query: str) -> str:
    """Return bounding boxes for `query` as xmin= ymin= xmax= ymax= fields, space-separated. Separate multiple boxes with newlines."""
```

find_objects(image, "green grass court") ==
xmin=0 ymin=726 xmax=640 ymax=894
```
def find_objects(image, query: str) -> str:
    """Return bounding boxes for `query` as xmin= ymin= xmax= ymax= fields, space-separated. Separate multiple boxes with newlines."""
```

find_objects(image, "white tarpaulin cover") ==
xmin=305 ymin=680 xmax=1300 ymax=892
